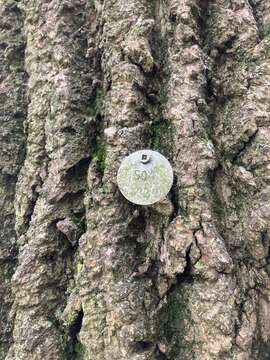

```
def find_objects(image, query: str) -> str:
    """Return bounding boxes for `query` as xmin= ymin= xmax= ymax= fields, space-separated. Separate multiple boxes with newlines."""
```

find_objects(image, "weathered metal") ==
xmin=117 ymin=150 xmax=173 ymax=205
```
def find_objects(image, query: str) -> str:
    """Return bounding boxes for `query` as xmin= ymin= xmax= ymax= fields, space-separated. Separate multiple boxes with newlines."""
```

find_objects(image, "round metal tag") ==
xmin=117 ymin=150 xmax=173 ymax=205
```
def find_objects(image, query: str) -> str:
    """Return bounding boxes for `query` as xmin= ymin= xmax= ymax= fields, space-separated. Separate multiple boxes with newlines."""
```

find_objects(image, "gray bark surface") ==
xmin=1 ymin=0 xmax=270 ymax=359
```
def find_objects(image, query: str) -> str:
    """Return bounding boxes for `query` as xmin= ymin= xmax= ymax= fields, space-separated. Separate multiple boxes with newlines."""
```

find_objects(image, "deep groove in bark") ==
xmin=0 ymin=0 xmax=28 ymax=356
xmin=247 ymin=0 xmax=263 ymax=40
xmin=9 ymin=1 xmax=103 ymax=358
xmin=230 ymin=128 xmax=259 ymax=163
xmin=2 ymin=0 xmax=270 ymax=358
xmin=67 ymin=309 xmax=84 ymax=359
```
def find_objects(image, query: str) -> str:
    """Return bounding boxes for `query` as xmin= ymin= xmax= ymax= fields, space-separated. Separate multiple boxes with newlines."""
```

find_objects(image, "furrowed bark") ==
xmin=1 ymin=0 xmax=270 ymax=359
xmin=7 ymin=0 xmax=99 ymax=359
xmin=0 ymin=1 xmax=27 ymax=358
xmin=206 ymin=1 xmax=270 ymax=358
xmin=78 ymin=1 xmax=161 ymax=358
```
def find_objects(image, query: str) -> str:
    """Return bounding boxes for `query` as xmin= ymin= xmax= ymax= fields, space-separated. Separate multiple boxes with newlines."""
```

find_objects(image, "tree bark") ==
xmin=1 ymin=0 xmax=270 ymax=359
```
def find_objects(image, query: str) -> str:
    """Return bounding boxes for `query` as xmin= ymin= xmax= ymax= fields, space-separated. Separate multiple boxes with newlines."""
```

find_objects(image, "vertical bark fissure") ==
xmin=77 ymin=1 xmax=174 ymax=358
xmin=0 ymin=0 xmax=27 ymax=358
xmin=247 ymin=0 xmax=263 ymax=39
xmin=10 ymin=1 xmax=101 ymax=359
xmin=155 ymin=1 xmax=244 ymax=358
xmin=204 ymin=0 xmax=270 ymax=358
xmin=1 ymin=0 xmax=270 ymax=359
xmin=247 ymin=0 xmax=270 ymax=39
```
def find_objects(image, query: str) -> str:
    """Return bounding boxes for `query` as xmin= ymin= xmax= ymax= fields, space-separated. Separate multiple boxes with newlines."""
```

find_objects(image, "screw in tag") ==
xmin=141 ymin=154 xmax=151 ymax=164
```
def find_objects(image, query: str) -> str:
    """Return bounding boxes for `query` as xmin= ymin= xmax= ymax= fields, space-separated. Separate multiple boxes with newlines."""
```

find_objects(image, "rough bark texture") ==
xmin=1 ymin=0 xmax=270 ymax=359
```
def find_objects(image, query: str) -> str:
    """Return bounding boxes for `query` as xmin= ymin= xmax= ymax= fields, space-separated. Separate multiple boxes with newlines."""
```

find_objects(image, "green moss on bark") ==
xmin=161 ymin=285 xmax=195 ymax=359
xmin=150 ymin=118 xmax=174 ymax=160
xmin=92 ymin=137 xmax=106 ymax=177
xmin=88 ymin=88 xmax=104 ymax=118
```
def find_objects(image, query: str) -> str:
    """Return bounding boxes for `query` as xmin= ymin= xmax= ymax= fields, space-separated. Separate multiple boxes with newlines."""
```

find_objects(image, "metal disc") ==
xmin=117 ymin=150 xmax=173 ymax=205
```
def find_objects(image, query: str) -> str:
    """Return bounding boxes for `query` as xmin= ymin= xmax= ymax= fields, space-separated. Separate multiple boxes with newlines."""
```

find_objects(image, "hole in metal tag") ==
xmin=117 ymin=149 xmax=173 ymax=205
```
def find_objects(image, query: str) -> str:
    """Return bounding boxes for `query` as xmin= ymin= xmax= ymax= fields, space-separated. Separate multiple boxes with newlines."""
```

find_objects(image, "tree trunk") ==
xmin=1 ymin=0 xmax=270 ymax=359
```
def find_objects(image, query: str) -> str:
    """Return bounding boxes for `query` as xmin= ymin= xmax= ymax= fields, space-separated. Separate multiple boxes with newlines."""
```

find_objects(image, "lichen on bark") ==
xmin=1 ymin=0 xmax=270 ymax=359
